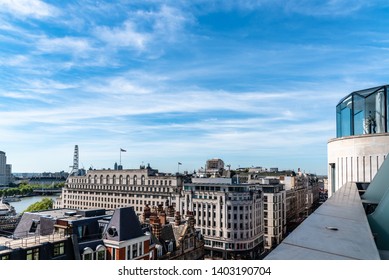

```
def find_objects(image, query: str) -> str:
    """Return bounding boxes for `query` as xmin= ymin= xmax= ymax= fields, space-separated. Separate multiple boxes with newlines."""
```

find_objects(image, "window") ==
xmin=156 ymin=245 xmax=163 ymax=257
xmin=96 ymin=245 xmax=106 ymax=260
xmin=139 ymin=242 xmax=143 ymax=256
xmin=26 ymin=248 xmax=39 ymax=260
xmin=168 ymin=241 xmax=174 ymax=252
xmin=82 ymin=247 xmax=94 ymax=260
xmin=53 ymin=242 xmax=65 ymax=257
xmin=29 ymin=220 xmax=39 ymax=233
xmin=132 ymin=244 xmax=138 ymax=258
xmin=1 ymin=255 xmax=10 ymax=260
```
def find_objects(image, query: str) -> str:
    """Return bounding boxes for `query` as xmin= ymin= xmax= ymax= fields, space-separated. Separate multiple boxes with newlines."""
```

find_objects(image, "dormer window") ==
xmin=29 ymin=219 xmax=39 ymax=233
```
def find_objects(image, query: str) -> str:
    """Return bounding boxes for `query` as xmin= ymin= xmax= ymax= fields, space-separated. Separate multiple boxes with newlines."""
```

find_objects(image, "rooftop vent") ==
xmin=107 ymin=226 xmax=118 ymax=237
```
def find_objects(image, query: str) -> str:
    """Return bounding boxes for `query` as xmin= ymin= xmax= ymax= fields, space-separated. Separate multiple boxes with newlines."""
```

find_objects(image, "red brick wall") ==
xmin=117 ymin=247 xmax=126 ymax=260
xmin=106 ymin=247 xmax=113 ymax=260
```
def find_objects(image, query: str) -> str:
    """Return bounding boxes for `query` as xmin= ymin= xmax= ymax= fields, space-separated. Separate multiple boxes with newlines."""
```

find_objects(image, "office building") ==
xmin=56 ymin=164 xmax=183 ymax=216
xmin=180 ymin=177 xmax=264 ymax=259
xmin=0 ymin=151 xmax=11 ymax=187
xmin=247 ymin=176 xmax=286 ymax=250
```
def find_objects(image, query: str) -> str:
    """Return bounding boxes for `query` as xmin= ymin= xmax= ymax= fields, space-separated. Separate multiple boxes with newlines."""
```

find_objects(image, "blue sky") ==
xmin=1 ymin=0 xmax=389 ymax=175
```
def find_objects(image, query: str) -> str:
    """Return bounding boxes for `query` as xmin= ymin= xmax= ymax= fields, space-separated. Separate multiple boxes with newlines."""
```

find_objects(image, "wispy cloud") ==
xmin=281 ymin=0 xmax=373 ymax=16
xmin=0 ymin=0 xmax=60 ymax=19
xmin=0 ymin=55 xmax=29 ymax=66
xmin=1 ymin=1 xmax=388 ymax=174
xmin=35 ymin=36 xmax=94 ymax=56
xmin=95 ymin=21 xmax=149 ymax=51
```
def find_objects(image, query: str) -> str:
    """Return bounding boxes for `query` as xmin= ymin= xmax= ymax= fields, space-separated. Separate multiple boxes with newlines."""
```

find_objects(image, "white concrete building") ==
xmin=181 ymin=178 xmax=264 ymax=259
xmin=56 ymin=165 xmax=183 ymax=216
xmin=247 ymin=175 xmax=286 ymax=250
xmin=261 ymin=184 xmax=286 ymax=250
xmin=328 ymin=85 xmax=389 ymax=197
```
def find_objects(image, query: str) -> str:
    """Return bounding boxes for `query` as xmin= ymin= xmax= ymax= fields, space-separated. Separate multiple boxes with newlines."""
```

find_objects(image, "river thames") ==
xmin=8 ymin=195 xmax=60 ymax=214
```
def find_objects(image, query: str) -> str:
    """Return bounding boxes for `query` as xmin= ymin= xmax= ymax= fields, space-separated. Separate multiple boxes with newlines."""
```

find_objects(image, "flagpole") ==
xmin=178 ymin=162 xmax=182 ymax=174
xmin=119 ymin=148 xmax=127 ymax=167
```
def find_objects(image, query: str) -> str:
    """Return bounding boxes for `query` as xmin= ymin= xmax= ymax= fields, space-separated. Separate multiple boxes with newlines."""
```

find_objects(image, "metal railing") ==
xmin=1 ymin=231 xmax=68 ymax=250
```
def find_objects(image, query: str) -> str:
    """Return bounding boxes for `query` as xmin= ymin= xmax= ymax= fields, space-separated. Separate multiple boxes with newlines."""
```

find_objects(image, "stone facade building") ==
xmin=180 ymin=177 xmax=264 ymax=259
xmin=55 ymin=165 xmax=183 ymax=216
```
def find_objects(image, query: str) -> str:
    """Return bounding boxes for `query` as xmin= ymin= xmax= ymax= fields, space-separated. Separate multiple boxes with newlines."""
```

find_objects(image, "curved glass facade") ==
xmin=336 ymin=85 xmax=389 ymax=138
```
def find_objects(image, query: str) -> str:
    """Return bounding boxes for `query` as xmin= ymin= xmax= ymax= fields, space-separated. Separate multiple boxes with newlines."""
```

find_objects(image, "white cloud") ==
xmin=137 ymin=5 xmax=191 ymax=42
xmin=95 ymin=21 xmax=149 ymax=51
xmin=282 ymin=0 xmax=370 ymax=16
xmin=36 ymin=36 xmax=94 ymax=56
xmin=87 ymin=76 xmax=152 ymax=96
xmin=0 ymin=0 xmax=59 ymax=18
xmin=0 ymin=55 xmax=29 ymax=66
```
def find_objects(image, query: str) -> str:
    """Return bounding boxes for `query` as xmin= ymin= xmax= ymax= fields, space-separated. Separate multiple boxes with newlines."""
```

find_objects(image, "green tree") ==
xmin=19 ymin=184 xmax=33 ymax=195
xmin=23 ymin=198 xmax=53 ymax=213
xmin=4 ymin=188 xmax=18 ymax=196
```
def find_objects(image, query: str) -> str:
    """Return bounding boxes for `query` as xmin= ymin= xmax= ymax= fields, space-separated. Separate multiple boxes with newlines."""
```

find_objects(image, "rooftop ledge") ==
xmin=265 ymin=182 xmax=380 ymax=260
xmin=328 ymin=132 xmax=389 ymax=144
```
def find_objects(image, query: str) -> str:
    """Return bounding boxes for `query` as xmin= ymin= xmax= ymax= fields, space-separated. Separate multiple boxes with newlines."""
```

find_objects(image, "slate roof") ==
xmin=105 ymin=207 xmax=144 ymax=242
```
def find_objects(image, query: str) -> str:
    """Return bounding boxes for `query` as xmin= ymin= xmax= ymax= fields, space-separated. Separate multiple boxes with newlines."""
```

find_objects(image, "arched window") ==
xmin=100 ymin=175 xmax=104 ymax=184
xmin=133 ymin=175 xmax=137 ymax=185
xmin=96 ymin=245 xmax=106 ymax=260
xmin=106 ymin=175 xmax=110 ymax=185
xmin=126 ymin=175 xmax=130 ymax=185
xmin=119 ymin=175 xmax=123 ymax=185
xmin=141 ymin=175 xmax=145 ymax=185
xmin=82 ymin=247 xmax=94 ymax=260
xmin=113 ymin=175 xmax=116 ymax=185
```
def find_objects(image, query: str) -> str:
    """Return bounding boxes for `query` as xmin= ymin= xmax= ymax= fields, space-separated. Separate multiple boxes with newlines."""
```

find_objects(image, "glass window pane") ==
xmin=336 ymin=105 xmax=342 ymax=137
xmin=338 ymin=96 xmax=352 ymax=137
xmin=375 ymin=89 xmax=385 ymax=133
xmin=353 ymin=94 xmax=365 ymax=135
xmin=387 ymin=89 xmax=389 ymax=133
xmin=365 ymin=92 xmax=377 ymax=134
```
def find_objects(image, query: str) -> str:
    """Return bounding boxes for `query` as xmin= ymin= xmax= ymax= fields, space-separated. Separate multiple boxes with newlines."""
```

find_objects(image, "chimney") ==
xmin=167 ymin=205 xmax=175 ymax=217
xmin=186 ymin=211 xmax=195 ymax=229
xmin=175 ymin=211 xmax=181 ymax=226
xmin=159 ymin=211 xmax=167 ymax=225
xmin=150 ymin=215 xmax=161 ymax=239
xmin=142 ymin=204 xmax=151 ymax=222
xmin=157 ymin=204 xmax=163 ymax=215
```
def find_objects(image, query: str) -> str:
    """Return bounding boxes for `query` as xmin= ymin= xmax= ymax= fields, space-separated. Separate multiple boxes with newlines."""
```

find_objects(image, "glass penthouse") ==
xmin=336 ymin=85 xmax=389 ymax=137
xmin=328 ymin=85 xmax=389 ymax=196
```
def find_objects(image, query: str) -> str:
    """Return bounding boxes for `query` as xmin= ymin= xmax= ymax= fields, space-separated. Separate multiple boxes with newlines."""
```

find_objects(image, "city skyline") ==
xmin=1 ymin=1 xmax=389 ymax=175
